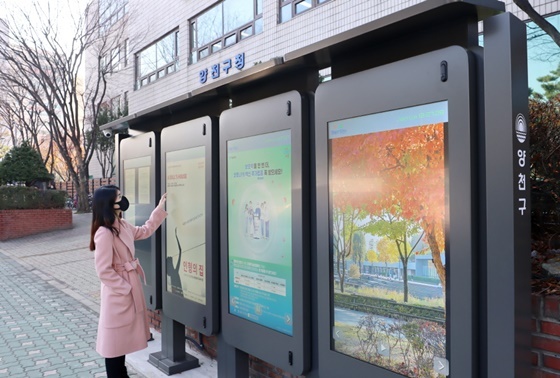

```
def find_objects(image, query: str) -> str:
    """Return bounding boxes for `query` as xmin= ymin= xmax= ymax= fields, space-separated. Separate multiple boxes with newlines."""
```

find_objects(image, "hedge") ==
xmin=0 ymin=186 xmax=66 ymax=210
xmin=334 ymin=292 xmax=445 ymax=324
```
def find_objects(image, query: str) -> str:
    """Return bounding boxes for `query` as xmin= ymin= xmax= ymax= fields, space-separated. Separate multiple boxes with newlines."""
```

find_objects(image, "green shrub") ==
xmin=334 ymin=293 xmax=445 ymax=324
xmin=0 ymin=186 xmax=66 ymax=210
xmin=0 ymin=142 xmax=53 ymax=186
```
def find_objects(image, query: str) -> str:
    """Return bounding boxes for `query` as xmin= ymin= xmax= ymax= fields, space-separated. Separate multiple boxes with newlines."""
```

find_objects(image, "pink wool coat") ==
xmin=93 ymin=207 xmax=167 ymax=358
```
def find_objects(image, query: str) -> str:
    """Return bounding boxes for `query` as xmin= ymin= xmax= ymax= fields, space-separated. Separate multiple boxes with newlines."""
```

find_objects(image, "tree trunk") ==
xmin=340 ymin=254 xmax=345 ymax=293
xmin=75 ymin=166 xmax=91 ymax=213
xmin=336 ymin=251 xmax=344 ymax=293
xmin=424 ymin=220 xmax=446 ymax=299
xmin=402 ymin=257 xmax=409 ymax=302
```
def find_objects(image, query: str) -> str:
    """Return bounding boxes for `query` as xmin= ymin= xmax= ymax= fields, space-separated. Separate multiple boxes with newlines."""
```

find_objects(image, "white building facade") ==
xmin=91 ymin=0 xmax=560 ymax=121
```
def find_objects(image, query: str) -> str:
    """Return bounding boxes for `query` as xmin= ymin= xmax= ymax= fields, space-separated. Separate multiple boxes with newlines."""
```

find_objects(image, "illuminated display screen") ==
xmin=227 ymin=129 xmax=293 ymax=336
xmin=328 ymin=101 xmax=448 ymax=377
xmin=165 ymin=146 xmax=207 ymax=305
xmin=123 ymin=156 xmax=153 ymax=285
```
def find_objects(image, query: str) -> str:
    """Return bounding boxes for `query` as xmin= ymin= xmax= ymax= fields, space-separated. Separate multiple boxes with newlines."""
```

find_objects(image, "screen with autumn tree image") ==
xmin=329 ymin=101 xmax=448 ymax=378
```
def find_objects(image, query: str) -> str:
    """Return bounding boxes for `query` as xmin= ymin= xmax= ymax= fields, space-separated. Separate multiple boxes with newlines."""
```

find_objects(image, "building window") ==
xmin=111 ymin=47 xmax=120 ymax=71
xmin=190 ymin=0 xmax=263 ymax=63
xmin=124 ymin=39 xmax=129 ymax=67
xmin=100 ymin=40 xmax=128 ymax=75
xmin=123 ymin=91 xmax=128 ymax=114
xmin=99 ymin=0 xmax=127 ymax=30
xmin=110 ymin=95 xmax=121 ymax=117
xmin=135 ymin=30 xmax=179 ymax=89
xmin=279 ymin=0 xmax=331 ymax=23
xmin=100 ymin=54 xmax=110 ymax=73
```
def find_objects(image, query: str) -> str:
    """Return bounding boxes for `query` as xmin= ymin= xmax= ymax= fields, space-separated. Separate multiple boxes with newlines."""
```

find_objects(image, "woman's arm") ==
xmin=94 ymin=227 xmax=132 ymax=295
xmin=133 ymin=193 xmax=167 ymax=241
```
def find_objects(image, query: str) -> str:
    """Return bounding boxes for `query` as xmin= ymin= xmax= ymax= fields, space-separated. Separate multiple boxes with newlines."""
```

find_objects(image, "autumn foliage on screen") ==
xmin=330 ymin=123 xmax=446 ymax=292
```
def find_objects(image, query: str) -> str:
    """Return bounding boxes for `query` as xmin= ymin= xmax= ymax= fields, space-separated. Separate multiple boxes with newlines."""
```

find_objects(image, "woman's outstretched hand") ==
xmin=157 ymin=193 xmax=167 ymax=211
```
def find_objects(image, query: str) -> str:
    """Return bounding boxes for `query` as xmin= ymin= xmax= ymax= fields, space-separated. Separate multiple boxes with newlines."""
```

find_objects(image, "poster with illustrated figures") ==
xmin=227 ymin=129 xmax=293 ymax=336
xmin=165 ymin=146 xmax=206 ymax=305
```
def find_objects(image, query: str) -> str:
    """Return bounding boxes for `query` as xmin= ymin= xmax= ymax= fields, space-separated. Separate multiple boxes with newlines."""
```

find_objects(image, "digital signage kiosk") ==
xmin=220 ymin=91 xmax=310 ymax=375
xmin=120 ymin=132 xmax=162 ymax=310
xmin=315 ymin=46 xmax=476 ymax=377
xmin=160 ymin=117 xmax=219 ymax=335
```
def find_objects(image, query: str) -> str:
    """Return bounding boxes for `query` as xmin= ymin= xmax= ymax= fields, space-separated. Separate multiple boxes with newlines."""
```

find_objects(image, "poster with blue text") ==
xmin=227 ymin=129 xmax=293 ymax=335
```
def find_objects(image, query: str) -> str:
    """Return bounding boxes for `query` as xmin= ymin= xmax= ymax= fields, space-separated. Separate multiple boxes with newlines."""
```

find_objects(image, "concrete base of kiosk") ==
xmin=148 ymin=351 xmax=200 ymax=375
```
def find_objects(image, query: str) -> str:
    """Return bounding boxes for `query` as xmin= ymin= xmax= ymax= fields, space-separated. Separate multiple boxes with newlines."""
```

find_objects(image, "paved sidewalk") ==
xmin=0 ymin=213 xmax=216 ymax=377
xmin=0 ymin=251 xmax=108 ymax=377
xmin=0 ymin=213 xmax=100 ymax=313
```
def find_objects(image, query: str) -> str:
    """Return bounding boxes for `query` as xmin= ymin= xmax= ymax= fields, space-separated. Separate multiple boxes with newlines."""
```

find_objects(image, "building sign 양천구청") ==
xmin=199 ymin=53 xmax=245 ymax=84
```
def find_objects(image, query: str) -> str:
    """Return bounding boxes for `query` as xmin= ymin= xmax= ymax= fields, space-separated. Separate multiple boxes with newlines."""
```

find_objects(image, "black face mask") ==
xmin=115 ymin=196 xmax=129 ymax=212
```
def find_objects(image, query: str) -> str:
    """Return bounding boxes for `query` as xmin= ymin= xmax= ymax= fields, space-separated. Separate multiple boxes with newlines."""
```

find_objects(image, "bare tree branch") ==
xmin=513 ymin=0 xmax=560 ymax=48
xmin=0 ymin=0 xmax=130 ymax=211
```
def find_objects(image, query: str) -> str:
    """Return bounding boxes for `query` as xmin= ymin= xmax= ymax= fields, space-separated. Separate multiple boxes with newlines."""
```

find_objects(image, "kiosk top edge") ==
xmin=284 ymin=0 xmax=504 ymax=64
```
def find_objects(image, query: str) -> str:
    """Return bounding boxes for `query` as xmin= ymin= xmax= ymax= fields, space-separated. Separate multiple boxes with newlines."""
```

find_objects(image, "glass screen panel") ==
xmin=227 ymin=129 xmax=293 ymax=336
xmin=165 ymin=146 xmax=207 ymax=305
xmin=123 ymin=156 xmax=153 ymax=285
xmin=329 ymin=101 xmax=448 ymax=377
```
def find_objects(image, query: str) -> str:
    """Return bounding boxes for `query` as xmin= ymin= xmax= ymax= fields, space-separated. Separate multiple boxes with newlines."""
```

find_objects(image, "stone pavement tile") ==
xmin=0 ymin=251 xmax=108 ymax=378
xmin=0 ymin=213 xmax=101 ymax=310
xmin=0 ymin=213 xmax=211 ymax=378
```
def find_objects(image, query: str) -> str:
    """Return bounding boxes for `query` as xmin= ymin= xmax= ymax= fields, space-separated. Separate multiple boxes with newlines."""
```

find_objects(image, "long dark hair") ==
xmin=89 ymin=185 xmax=120 ymax=251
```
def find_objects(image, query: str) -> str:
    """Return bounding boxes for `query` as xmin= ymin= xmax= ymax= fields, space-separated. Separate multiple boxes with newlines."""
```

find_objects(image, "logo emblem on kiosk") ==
xmin=515 ymin=113 xmax=527 ymax=143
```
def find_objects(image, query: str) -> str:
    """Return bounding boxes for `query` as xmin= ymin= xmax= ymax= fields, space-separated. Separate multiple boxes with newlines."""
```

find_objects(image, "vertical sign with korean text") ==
xmin=514 ymin=113 xmax=528 ymax=217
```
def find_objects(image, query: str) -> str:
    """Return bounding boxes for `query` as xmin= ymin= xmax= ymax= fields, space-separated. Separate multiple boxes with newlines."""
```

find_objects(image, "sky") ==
xmin=0 ymin=0 xmax=86 ymax=45
xmin=526 ymin=14 xmax=560 ymax=94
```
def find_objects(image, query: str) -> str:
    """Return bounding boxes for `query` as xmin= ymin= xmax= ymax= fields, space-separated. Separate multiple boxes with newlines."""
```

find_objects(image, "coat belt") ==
xmin=112 ymin=258 xmax=146 ymax=314
xmin=113 ymin=258 xmax=146 ymax=285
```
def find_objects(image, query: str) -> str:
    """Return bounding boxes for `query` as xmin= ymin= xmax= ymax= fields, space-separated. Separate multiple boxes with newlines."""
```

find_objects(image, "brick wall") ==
xmin=0 ymin=209 xmax=72 ymax=241
xmin=54 ymin=177 xmax=116 ymax=199
xmin=533 ymin=295 xmax=560 ymax=377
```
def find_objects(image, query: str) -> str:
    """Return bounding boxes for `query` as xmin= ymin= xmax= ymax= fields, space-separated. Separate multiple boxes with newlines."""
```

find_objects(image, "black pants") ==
xmin=105 ymin=355 xmax=129 ymax=378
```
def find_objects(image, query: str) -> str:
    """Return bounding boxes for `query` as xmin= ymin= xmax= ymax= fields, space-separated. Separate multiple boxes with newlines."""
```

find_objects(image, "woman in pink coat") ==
xmin=89 ymin=185 xmax=167 ymax=377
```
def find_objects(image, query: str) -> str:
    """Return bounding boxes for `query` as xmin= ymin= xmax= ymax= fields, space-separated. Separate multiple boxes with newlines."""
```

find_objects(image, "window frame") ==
xmin=98 ymin=0 xmax=128 ymax=31
xmin=279 ymin=0 xmax=331 ymax=23
xmin=135 ymin=30 xmax=180 ymax=90
xmin=190 ymin=0 xmax=263 ymax=64
xmin=100 ymin=40 xmax=129 ymax=75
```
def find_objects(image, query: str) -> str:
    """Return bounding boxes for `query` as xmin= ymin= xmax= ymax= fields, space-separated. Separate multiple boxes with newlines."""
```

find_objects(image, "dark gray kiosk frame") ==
xmin=119 ymin=131 xmax=162 ymax=310
xmin=219 ymin=91 xmax=311 ymax=375
xmin=100 ymin=1 xmax=531 ymax=376
xmin=315 ymin=46 xmax=476 ymax=378
xmin=160 ymin=116 xmax=220 ymax=336
xmin=148 ymin=117 xmax=220 ymax=374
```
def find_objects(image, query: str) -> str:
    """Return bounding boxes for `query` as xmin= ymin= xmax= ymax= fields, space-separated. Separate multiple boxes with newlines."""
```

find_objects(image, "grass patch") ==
xmin=336 ymin=285 xmax=444 ymax=308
